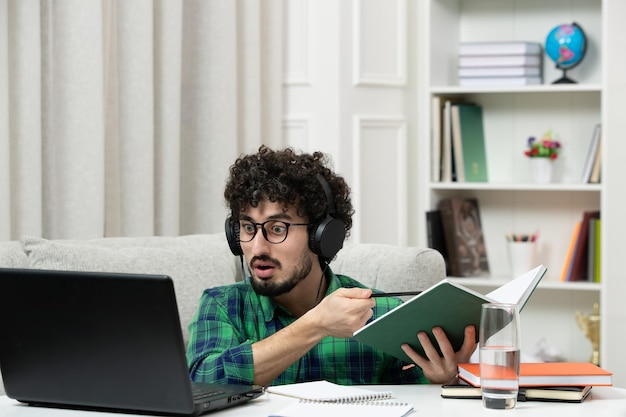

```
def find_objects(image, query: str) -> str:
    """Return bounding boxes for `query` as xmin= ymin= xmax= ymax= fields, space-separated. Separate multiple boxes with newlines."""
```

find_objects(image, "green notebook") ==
xmin=352 ymin=265 xmax=546 ymax=363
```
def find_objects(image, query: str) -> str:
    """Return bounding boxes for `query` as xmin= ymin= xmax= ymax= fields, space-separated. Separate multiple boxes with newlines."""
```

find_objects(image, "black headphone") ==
xmin=225 ymin=174 xmax=346 ymax=260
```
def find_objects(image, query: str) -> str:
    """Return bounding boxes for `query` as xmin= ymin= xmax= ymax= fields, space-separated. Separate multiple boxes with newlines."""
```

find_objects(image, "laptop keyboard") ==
xmin=192 ymin=387 xmax=228 ymax=401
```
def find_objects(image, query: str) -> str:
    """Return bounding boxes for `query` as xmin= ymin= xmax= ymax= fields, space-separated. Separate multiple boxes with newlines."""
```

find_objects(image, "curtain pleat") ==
xmin=154 ymin=0 xmax=183 ymax=236
xmin=0 ymin=0 xmax=10 ymax=240
xmin=8 ymin=0 xmax=43 ymax=239
xmin=0 ymin=0 xmax=283 ymax=241
xmin=180 ymin=0 xmax=239 ymax=235
xmin=113 ymin=0 xmax=155 ymax=237
xmin=43 ymin=0 xmax=106 ymax=239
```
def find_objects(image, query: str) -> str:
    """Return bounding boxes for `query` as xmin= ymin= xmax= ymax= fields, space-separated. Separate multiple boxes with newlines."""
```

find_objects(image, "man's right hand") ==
xmin=307 ymin=287 xmax=375 ymax=338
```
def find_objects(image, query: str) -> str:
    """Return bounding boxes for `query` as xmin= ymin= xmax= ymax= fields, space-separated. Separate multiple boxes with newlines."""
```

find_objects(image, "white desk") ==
xmin=2 ymin=385 xmax=626 ymax=416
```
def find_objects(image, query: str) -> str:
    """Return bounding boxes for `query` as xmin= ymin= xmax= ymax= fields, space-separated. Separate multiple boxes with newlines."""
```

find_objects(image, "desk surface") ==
xmin=2 ymin=385 xmax=626 ymax=416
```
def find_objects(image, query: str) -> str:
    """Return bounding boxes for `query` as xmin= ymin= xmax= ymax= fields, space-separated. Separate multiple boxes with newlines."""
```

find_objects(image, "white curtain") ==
xmin=0 ymin=0 xmax=284 ymax=241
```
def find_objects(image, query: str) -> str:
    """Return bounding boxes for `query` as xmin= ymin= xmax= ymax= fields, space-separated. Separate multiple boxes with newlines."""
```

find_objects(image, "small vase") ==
xmin=530 ymin=158 xmax=553 ymax=183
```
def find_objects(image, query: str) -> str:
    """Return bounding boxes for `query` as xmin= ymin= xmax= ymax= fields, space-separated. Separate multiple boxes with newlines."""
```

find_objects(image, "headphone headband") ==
xmin=316 ymin=174 xmax=336 ymax=216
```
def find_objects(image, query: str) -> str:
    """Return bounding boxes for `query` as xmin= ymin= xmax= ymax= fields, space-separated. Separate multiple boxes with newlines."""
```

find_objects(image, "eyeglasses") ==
xmin=238 ymin=220 xmax=310 ymax=244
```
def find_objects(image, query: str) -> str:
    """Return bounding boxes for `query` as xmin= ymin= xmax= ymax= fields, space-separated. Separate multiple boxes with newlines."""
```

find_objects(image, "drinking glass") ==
xmin=479 ymin=303 xmax=521 ymax=410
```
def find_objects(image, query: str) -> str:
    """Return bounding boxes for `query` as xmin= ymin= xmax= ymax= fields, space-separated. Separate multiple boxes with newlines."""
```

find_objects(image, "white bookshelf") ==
xmin=415 ymin=0 xmax=626 ymax=383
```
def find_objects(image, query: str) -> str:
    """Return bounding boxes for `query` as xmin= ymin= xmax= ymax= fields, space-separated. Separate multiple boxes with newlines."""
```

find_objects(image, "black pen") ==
xmin=370 ymin=291 xmax=422 ymax=298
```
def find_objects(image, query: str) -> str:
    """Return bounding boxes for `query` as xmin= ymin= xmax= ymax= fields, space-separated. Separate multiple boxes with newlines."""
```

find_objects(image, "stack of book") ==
xmin=442 ymin=361 xmax=613 ymax=404
xmin=458 ymin=41 xmax=543 ymax=87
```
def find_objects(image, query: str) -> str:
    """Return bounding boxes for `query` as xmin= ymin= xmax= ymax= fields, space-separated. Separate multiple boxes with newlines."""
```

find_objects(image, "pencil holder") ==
xmin=507 ymin=241 xmax=536 ymax=278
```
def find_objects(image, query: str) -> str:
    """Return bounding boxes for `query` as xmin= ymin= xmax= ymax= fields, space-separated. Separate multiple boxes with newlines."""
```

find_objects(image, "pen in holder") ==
xmin=506 ymin=233 xmax=538 ymax=278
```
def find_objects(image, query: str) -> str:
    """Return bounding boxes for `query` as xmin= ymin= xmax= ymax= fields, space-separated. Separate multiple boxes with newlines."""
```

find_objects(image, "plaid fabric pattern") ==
xmin=186 ymin=268 xmax=428 ymax=386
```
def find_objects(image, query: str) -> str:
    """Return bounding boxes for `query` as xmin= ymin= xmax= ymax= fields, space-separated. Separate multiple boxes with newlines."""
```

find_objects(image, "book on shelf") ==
xmin=458 ymin=54 xmax=542 ymax=68
xmin=441 ymin=382 xmax=592 ymax=403
xmin=580 ymin=124 xmax=602 ymax=183
xmin=587 ymin=217 xmax=598 ymax=282
xmin=458 ymin=66 xmax=541 ymax=78
xmin=440 ymin=97 xmax=465 ymax=182
xmin=457 ymin=362 xmax=613 ymax=387
xmin=441 ymin=99 xmax=453 ymax=182
xmin=438 ymin=198 xmax=489 ymax=277
xmin=431 ymin=95 xmax=442 ymax=182
xmin=459 ymin=76 xmax=542 ymax=87
xmin=589 ymin=129 xmax=603 ymax=183
xmin=459 ymin=41 xmax=542 ymax=56
xmin=352 ymin=265 xmax=546 ymax=363
xmin=560 ymin=221 xmax=581 ymax=282
xmin=568 ymin=210 xmax=601 ymax=281
xmin=425 ymin=210 xmax=451 ymax=275
xmin=267 ymin=381 xmax=414 ymax=417
xmin=431 ymin=96 xmax=464 ymax=182
xmin=594 ymin=219 xmax=602 ymax=282
xmin=450 ymin=104 xmax=488 ymax=182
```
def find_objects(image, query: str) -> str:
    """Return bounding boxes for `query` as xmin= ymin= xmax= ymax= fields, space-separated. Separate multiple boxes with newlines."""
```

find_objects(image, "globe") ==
xmin=545 ymin=22 xmax=587 ymax=84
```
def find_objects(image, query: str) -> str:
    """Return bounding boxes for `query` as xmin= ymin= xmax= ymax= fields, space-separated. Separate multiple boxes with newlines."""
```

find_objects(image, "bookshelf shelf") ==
xmin=431 ymin=84 xmax=603 ymax=95
xmin=429 ymin=183 xmax=602 ymax=192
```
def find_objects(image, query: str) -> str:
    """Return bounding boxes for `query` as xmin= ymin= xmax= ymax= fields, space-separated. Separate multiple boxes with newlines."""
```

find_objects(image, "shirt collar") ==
xmin=255 ymin=266 xmax=341 ymax=322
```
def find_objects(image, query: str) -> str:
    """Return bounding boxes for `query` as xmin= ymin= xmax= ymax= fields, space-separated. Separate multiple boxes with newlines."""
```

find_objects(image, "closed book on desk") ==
xmin=458 ymin=362 xmax=612 ymax=387
xmin=353 ymin=265 xmax=545 ymax=363
xmin=441 ymin=383 xmax=592 ymax=403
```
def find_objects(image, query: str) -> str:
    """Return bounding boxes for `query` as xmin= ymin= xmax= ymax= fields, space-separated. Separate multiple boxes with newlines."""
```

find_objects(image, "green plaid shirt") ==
xmin=186 ymin=268 xmax=428 ymax=386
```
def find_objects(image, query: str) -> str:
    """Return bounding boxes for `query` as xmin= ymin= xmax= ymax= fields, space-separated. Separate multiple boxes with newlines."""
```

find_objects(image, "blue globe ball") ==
xmin=545 ymin=23 xmax=587 ymax=70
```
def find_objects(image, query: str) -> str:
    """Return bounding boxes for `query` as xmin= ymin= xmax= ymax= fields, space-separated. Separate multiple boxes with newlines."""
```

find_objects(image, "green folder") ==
xmin=352 ymin=265 xmax=546 ymax=363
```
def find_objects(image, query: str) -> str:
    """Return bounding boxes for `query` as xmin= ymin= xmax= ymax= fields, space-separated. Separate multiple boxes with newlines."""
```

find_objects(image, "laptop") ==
xmin=0 ymin=268 xmax=264 ymax=416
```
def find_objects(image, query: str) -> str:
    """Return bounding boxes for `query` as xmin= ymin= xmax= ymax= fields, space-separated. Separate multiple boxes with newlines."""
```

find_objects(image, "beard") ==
xmin=249 ymin=250 xmax=313 ymax=297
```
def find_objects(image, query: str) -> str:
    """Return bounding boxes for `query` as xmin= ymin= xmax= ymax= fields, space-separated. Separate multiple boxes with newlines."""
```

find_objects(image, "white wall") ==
xmin=283 ymin=0 xmax=416 ymax=246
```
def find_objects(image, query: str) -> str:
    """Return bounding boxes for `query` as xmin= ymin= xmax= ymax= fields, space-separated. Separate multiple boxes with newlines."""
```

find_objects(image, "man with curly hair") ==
xmin=187 ymin=145 xmax=476 ymax=387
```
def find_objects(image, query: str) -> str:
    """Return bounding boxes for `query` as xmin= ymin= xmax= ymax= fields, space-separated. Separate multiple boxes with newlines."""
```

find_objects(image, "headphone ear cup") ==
xmin=309 ymin=215 xmax=346 ymax=260
xmin=225 ymin=217 xmax=243 ymax=256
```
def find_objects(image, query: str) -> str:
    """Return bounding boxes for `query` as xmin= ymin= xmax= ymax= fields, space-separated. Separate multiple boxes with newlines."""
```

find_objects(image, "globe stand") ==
xmin=552 ymin=68 xmax=577 ymax=84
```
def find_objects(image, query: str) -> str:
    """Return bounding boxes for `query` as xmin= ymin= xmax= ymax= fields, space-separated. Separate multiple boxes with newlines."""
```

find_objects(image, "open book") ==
xmin=352 ymin=265 xmax=546 ymax=363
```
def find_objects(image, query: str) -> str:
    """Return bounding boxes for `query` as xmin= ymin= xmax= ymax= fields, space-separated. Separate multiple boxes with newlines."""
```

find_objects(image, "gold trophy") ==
xmin=576 ymin=303 xmax=600 ymax=366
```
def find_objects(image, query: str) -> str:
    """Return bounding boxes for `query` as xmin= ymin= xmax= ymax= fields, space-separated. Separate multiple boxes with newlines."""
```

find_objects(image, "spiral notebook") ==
xmin=266 ymin=380 xmax=393 ymax=402
xmin=266 ymin=381 xmax=414 ymax=417
xmin=269 ymin=399 xmax=414 ymax=417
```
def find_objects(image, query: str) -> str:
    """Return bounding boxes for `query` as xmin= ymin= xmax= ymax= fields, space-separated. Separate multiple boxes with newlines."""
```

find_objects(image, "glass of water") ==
xmin=479 ymin=303 xmax=521 ymax=410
